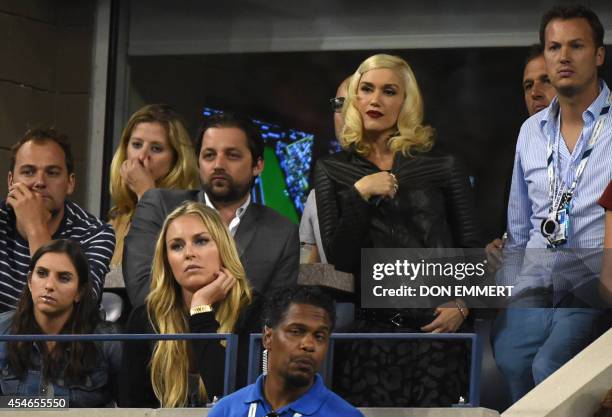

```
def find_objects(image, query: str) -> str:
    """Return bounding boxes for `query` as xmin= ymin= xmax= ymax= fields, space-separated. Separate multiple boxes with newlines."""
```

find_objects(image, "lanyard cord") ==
xmin=248 ymin=402 xmax=302 ymax=417
xmin=546 ymin=92 xmax=611 ymax=215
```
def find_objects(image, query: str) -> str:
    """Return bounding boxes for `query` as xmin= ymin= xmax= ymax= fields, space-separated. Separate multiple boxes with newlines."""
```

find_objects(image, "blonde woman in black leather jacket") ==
xmin=314 ymin=54 xmax=482 ymax=407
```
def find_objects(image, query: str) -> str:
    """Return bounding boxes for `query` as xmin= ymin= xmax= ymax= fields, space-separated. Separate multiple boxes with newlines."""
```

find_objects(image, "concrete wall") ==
xmin=128 ymin=0 xmax=612 ymax=55
xmin=0 ymin=0 xmax=95 ymax=206
xmin=503 ymin=329 xmax=612 ymax=417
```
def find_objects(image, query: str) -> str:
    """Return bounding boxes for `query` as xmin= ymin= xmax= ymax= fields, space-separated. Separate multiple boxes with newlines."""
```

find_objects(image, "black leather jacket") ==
xmin=314 ymin=149 xmax=483 ymax=274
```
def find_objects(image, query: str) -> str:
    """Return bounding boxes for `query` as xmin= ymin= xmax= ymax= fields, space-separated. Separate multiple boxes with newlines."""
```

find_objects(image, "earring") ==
xmin=262 ymin=349 xmax=268 ymax=376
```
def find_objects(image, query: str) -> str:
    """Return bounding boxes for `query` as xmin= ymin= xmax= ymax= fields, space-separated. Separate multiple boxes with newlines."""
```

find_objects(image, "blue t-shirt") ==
xmin=208 ymin=374 xmax=363 ymax=417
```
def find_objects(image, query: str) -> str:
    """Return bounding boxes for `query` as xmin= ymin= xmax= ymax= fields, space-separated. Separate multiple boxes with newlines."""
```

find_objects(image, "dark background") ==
xmin=128 ymin=47 xmax=612 ymax=241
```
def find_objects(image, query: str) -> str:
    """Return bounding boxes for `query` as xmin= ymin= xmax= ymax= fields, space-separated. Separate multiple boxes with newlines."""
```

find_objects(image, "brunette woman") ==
xmin=0 ymin=239 xmax=121 ymax=406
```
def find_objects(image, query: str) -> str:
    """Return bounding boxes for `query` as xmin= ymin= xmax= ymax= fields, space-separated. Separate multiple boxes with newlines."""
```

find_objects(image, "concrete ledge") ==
xmin=0 ymin=407 xmax=500 ymax=417
xmin=503 ymin=328 xmax=612 ymax=417
xmin=104 ymin=266 xmax=125 ymax=288
xmin=358 ymin=409 xmax=499 ymax=417
xmin=299 ymin=263 xmax=355 ymax=293
xmin=104 ymin=264 xmax=355 ymax=292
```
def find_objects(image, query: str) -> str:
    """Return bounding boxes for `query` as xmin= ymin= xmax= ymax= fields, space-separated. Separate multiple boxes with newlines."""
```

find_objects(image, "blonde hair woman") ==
xmin=341 ymin=54 xmax=433 ymax=158
xmin=314 ymin=54 xmax=482 ymax=406
xmin=119 ymin=202 xmax=258 ymax=407
xmin=108 ymin=104 xmax=199 ymax=267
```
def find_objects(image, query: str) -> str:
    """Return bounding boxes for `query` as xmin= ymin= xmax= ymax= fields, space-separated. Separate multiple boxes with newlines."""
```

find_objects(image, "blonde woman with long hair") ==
xmin=314 ymin=54 xmax=482 ymax=406
xmin=119 ymin=202 xmax=258 ymax=407
xmin=108 ymin=104 xmax=199 ymax=268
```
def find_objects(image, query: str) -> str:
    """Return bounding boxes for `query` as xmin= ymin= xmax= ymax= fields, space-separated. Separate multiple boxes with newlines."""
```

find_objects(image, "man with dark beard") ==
xmin=124 ymin=112 xmax=299 ymax=307
xmin=208 ymin=286 xmax=363 ymax=417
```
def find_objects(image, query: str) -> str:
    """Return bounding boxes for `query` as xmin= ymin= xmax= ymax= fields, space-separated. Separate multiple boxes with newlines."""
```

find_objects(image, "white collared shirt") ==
xmin=203 ymin=192 xmax=251 ymax=236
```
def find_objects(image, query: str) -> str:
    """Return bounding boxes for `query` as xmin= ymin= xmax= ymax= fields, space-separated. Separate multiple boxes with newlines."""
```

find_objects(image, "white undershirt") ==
xmin=203 ymin=193 xmax=251 ymax=236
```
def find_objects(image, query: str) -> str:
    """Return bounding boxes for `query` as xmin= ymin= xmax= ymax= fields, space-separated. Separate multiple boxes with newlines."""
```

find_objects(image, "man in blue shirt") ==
xmin=486 ymin=44 xmax=557 ymax=268
xmin=208 ymin=286 xmax=363 ymax=417
xmin=493 ymin=5 xmax=611 ymax=402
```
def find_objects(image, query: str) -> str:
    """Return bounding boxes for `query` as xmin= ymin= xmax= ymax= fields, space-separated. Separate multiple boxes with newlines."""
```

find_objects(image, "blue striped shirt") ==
xmin=500 ymin=81 xmax=612 ymax=294
xmin=0 ymin=200 xmax=115 ymax=312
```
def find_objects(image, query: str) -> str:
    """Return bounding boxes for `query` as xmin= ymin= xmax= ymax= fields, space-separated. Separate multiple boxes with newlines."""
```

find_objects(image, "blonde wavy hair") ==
xmin=341 ymin=54 xmax=434 ymax=156
xmin=108 ymin=104 xmax=199 ymax=266
xmin=146 ymin=202 xmax=252 ymax=407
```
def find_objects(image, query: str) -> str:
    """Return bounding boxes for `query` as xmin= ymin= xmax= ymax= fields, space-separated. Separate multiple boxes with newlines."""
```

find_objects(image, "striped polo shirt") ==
xmin=0 ymin=200 xmax=115 ymax=312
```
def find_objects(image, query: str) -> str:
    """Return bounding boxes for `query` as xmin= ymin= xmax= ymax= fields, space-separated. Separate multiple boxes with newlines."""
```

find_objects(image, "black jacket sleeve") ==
xmin=119 ymin=295 xmax=264 ymax=406
xmin=444 ymin=156 xmax=483 ymax=248
xmin=118 ymin=305 xmax=225 ymax=405
xmin=118 ymin=306 xmax=158 ymax=407
xmin=190 ymin=311 xmax=224 ymax=400
xmin=314 ymin=159 xmax=373 ymax=273
xmin=192 ymin=294 xmax=265 ymax=399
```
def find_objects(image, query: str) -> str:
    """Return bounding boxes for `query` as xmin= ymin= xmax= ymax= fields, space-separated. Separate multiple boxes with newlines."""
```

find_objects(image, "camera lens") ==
xmin=542 ymin=219 xmax=558 ymax=236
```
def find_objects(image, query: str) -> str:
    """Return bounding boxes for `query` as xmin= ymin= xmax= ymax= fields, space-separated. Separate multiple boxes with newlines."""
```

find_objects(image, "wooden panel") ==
xmin=0 ymin=148 xmax=10 ymax=197
xmin=1 ymin=13 xmax=57 ymax=90
xmin=70 ymin=158 xmax=89 ymax=208
xmin=56 ymin=26 xmax=93 ymax=93
xmin=0 ymin=81 xmax=54 ymax=148
xmin=0 ymin=0 xmax=55 ymax=24
xmin=53 ymin=93 xmax=90 ymax=159
xmin=55 ymin=0 xmax=94 ymax=27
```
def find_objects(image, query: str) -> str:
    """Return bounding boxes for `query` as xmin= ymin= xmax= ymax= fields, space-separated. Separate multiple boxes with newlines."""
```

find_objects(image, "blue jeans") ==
xmin=492 ymin=306 xmax=601 ymax=402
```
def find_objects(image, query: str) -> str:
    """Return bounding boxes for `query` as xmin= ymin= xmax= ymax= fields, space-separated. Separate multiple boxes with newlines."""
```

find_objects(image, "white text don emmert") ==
xmin=373 ymin=285 xmax=513 ymax=297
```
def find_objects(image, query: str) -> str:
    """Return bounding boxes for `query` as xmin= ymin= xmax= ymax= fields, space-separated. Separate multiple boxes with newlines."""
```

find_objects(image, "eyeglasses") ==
xmin=330 ymin=97 xmax=345 ymax=113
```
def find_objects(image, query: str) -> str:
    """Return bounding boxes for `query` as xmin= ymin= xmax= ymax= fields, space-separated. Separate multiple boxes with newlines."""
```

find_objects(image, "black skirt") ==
xmin=332 ymin=308 xmax=470 ymax=407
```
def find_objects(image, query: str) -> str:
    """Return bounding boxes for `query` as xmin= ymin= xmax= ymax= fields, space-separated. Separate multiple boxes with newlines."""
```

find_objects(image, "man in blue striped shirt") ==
xmin=0 ymin=128 xmax=115 ymax=312
xmin=485 ymin=45 xmax=557 ymax=267
xmin=493 ymin=5 xmax=611 ymax=402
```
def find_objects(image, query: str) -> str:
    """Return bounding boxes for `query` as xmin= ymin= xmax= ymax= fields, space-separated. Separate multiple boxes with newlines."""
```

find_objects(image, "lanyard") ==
xmin=546 ymin=92 xmax=611 ymax=214
xmin=248 ymin=402 xmax=302 ymax=417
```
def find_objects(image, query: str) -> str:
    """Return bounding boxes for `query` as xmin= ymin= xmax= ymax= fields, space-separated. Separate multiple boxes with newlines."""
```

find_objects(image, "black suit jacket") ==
xmin=123 ymin=188 xmax=299 ymax=306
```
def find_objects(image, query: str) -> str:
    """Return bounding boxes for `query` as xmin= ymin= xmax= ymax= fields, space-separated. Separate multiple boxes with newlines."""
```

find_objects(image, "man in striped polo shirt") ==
xmin=1 ymin=128 xmax=115 ymax=312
